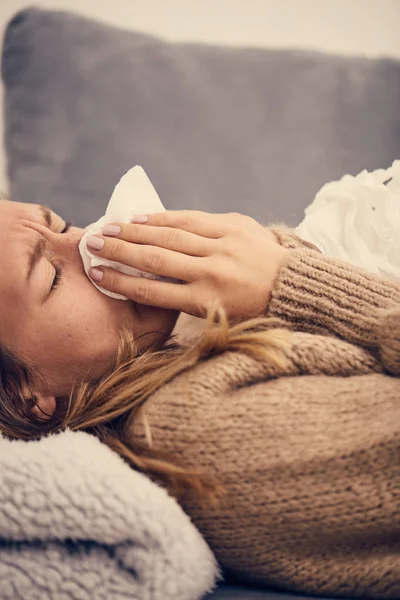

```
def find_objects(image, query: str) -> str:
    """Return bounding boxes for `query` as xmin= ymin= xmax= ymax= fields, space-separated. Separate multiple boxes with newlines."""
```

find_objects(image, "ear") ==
xmin=21 ymin=381 xmax=58 ymax=420
xmin=30 ymin=393 xmax=57 ymax=420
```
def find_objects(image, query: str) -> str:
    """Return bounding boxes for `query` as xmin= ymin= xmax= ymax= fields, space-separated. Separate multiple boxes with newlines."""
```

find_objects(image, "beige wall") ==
xmin=1 ymin=0 xmax=400 ymax=190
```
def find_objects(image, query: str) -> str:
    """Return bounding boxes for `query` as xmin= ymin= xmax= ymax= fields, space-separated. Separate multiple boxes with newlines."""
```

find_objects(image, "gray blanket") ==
xmin=0 ymin=430 xmax=221 ymax=599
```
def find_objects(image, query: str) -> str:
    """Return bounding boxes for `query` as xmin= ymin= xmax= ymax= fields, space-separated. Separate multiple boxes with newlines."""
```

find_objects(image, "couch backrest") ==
xmin=2 ymin=8 xmax=400 ymax=226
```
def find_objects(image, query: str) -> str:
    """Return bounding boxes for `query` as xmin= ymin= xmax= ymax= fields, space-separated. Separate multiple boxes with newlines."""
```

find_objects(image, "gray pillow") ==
xmin=2 ymin=7 xmax=400 ymax=228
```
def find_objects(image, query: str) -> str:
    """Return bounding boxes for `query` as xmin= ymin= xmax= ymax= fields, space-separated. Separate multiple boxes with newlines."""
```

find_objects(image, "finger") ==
xmin=92 ymin=267 xmax=197 ymax=314
xmin=102 ymin=222 xmax=214 ymax=257
xmin=143 ymin=210 xmax=233 ymax=238
xmin=89 ymin=236 xmax=205 ymax=282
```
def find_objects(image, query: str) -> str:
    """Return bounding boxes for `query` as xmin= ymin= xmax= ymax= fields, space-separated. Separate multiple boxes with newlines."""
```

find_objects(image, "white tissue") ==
xmin=295 ymin=160 xmax=400 ymax=280
xmin=79 ymin=166 xmax=166 ymax=300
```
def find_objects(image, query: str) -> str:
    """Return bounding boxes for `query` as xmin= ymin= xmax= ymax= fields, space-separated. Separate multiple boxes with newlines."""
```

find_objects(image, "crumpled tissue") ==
xmin=79 ymin=166 xmax=167 ymax=300
xmin=295 ymin=160 xmax=400 ymax=280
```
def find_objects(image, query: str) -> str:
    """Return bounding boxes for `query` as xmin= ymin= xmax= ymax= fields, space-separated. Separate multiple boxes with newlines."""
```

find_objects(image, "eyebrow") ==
xmin=26 ymin=237 xmax=47 ymax=282
xmin=39 ymin=204 xmax=53 ymax=227
xmin=25 ymin=205 xmax=53 ymax=282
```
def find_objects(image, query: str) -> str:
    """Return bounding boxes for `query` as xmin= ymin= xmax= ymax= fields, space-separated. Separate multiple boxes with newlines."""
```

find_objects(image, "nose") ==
xmin=63 ymin=226 xmax=84 ymax=245
xmin=45 ymin=225 xmax=84 ymax=263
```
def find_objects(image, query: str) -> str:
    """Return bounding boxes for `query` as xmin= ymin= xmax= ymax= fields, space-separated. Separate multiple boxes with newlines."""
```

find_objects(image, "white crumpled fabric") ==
xmin=295 ymin=160 xmax=400 ymax=280
xmin=79 ymin=165 xmax=168 ymax=300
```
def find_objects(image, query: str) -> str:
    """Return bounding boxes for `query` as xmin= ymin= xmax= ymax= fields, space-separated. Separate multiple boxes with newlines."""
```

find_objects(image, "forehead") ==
xmin=0 ymin=201 xmax=43 ymax=336
xmin=0 ymin=199 xmax=49 ymax=226
xmin=0 ymin=200 xmax=43 ymax=279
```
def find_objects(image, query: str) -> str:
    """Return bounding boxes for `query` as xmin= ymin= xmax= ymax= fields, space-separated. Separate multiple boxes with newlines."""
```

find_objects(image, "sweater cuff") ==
xmin=267 ymin=223 xmax=323 ymax=253
xmin=266 ymin=247 xmax=400 ymax=353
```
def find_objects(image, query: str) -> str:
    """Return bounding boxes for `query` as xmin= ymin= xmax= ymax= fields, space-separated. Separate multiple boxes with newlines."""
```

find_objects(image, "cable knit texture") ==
xmin=131 ymin=225 xmax=400 ymax=599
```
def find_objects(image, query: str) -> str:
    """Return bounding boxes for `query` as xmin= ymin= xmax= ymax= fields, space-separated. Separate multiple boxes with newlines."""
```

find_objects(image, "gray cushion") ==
xmin=2 ymin=7 xmax=400 ymax=228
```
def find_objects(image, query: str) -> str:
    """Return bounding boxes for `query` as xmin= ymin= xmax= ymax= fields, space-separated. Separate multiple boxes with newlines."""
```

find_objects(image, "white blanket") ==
xmin=0 ymin=429 xmax=221 ymax=599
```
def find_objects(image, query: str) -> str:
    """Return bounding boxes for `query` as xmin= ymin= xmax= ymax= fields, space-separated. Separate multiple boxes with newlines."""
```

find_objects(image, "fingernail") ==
xmin=89 ymin=267 xmax=103 ymax=281
xmin=102 ymin=224 xmax=121 ymax=236
xmin=86 ymin=235 xmax=104 ymax=250
xmin=131 ymin=215 xmax=148 ymax=223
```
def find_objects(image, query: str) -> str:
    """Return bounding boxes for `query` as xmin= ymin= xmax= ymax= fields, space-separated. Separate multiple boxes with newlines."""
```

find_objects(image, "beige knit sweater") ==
xmin=130 ymin=225 xmax=400 ymax=599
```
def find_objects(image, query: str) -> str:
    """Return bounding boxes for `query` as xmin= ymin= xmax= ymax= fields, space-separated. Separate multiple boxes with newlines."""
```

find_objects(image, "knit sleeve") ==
xmin=265 ymin=225 xmax=400 ymax=376
xmin=267 ymin=222 xmax=325 ymax=253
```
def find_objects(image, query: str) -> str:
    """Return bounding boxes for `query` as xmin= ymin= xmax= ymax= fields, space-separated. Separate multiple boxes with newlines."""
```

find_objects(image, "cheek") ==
xmin=50 ymin=291 xmax=131 ymax=362
xmin=21 ymin=288 xmax=134 ymax=378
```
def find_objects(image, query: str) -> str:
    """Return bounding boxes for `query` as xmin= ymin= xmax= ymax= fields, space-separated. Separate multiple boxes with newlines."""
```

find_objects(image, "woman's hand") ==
xmin=87 ymin=210 xmax=290 ymax=320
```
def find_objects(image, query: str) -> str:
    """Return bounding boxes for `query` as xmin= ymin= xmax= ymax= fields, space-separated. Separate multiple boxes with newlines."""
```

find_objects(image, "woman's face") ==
xmin=0 ymin=200 xmax=178 ymax=398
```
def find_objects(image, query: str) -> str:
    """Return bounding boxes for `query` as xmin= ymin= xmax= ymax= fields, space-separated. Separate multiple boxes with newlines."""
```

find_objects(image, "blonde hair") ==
xmin=0 ymin=305 xmax=293 ymax=508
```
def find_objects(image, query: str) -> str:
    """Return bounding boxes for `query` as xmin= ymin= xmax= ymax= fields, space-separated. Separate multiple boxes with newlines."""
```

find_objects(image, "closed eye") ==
xmin=61 ymin=221 xmax=72 ymax=233
xmin=50 ymin=222 xmax=71 ymax=292
xmin=51 ymin=265 xmax=62 ymax=292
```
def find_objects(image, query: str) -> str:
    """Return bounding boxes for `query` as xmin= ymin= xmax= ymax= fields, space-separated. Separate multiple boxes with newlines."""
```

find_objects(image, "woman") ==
xmin=0 ymin=199 xmax=399 ymax=598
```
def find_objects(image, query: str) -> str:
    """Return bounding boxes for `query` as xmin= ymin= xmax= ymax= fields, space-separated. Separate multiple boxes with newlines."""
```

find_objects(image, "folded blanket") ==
xmin=0 ymin=429 xmax=221 ymax=599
